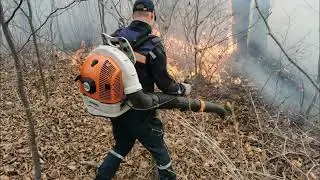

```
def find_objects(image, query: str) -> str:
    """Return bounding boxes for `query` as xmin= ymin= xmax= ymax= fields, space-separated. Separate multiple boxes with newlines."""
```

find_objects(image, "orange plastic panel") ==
xmin=79 ymin=53 xmax=124 ymax=104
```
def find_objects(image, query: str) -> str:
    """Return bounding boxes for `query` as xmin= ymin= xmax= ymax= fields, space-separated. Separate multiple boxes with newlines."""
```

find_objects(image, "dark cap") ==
xmin=133 ymin=0 xmax=155 ymax=12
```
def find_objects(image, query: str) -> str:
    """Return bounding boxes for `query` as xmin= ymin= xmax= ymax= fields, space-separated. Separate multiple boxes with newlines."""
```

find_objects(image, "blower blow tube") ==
xmin=127 ymin=90 xmax=228 ymax=118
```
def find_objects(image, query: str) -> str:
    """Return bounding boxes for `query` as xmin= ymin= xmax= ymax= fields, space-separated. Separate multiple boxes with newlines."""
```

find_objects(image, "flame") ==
xmin=163 ymin=35 xmax=236 ymax=77
xmin=152 ymin=24 xmax=161 ymax=37
xmin=163 ymin=0 xmax=236 ymax=78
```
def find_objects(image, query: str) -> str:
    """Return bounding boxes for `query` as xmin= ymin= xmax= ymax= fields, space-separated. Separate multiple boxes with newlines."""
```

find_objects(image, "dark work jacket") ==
xmin=113 ymin=20 xmax=185 ymax=95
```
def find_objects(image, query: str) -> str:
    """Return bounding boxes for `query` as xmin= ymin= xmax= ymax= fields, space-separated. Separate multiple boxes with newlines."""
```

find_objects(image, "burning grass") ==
xmin=0 ymin=53 xmax=319 ymax=179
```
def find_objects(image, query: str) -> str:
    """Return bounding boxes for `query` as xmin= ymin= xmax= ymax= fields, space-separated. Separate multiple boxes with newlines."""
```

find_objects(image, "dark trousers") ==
xmin=95 ymin=109 xmax=176 ymax=180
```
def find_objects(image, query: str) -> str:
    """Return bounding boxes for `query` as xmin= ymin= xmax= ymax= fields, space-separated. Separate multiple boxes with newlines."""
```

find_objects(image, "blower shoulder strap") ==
xmin=132 ymin=34 xmax=158 ymax=51
xmin=132 ymin=34 xmax=160 ymax=64
xmin=111 ymin=28 xmax=123 ymax=37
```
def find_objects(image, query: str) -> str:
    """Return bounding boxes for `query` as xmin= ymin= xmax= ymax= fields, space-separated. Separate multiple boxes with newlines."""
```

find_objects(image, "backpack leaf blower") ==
xmin=76 ymin=34 xmax=229 ymax=118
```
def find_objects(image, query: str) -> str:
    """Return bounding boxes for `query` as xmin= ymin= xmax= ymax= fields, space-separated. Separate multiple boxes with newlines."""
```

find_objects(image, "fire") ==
xmin=163 ymin=0 xmax=236 ymax=78
xmin=163 ymin=34 xmax=236 ymax=78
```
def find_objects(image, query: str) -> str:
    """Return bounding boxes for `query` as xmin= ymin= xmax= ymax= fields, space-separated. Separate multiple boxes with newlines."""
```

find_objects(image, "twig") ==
xmin=259 ymin=70 xmax=278 ymax=94
xmin=306 ymin=164 xmax=319 ymax=179
xmin=173 ymin=112 xmax=244 ymax=180
xmin=5 ymin=0 xmax=23 ymax=24
xmin=254 ymin=0 xmax=320 ymax=92
xmin=302 ymin=0 xmax=319 ymax=13
xmin=158 ymin=0 xmax=180 ymax=38
xmin=12 ymin=0 xmax=28 ymax=17
xmin=17 ymin=0 xmax=83 ymax=53
xmin=269 ymin=153 xmax=308 ymax=178
xmin=79 ymin=161 xmax=99 ymax=168
xmin=10 ymin=21 xmax=70 ymax=54
xmin=282 ymin=137 xmax=287 ymax=154
xmin=248 ymin=89 xmax=263 ymax=135
xmin=231 ymin=169 xmax=283 ymax=180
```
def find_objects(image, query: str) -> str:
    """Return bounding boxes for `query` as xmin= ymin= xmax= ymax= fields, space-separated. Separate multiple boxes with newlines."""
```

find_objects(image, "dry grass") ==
xmin=0 ymin=54 xmax=319 ymax=180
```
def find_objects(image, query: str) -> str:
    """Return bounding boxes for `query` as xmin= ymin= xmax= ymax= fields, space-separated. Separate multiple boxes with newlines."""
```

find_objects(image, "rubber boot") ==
xmin=95 ymin=153 xmax=122 ymax=180
xmin=157 ymin=165 xmax=176 ymax=180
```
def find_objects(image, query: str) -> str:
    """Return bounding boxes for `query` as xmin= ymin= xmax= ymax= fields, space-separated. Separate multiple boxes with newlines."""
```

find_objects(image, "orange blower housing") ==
xmin=79 ymin=53 xmax=124 ymax=104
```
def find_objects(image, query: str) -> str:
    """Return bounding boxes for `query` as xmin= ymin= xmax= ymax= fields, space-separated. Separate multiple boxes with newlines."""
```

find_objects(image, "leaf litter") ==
xmin=0 ymin=55 xmax=319 ymax=180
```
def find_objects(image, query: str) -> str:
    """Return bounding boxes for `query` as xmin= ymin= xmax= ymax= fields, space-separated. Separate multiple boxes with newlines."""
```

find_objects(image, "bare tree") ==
xmin=155 ymin=0 xmax=180 ymax=39
xmin=49 ymin=0 xmax=55 ymax=60
xmin=56 ymin=16 xmax=65 ymax=49
xmin=17 ymin=0 xmax=81 ymax=53
xmin=181 ymin=0 xmax=232 ymax=76
xmin=101 ymin=0 xmax=132 ymax=28
xmin=13 ymin=0 xmax=83 ymax=101
xmin=306 ymin=55 xmax=320 ymax=118
xmin=183 ymin=0 xmax=201 ymax=75
xmin=0 ymin=1 xmax=41 ymax=179
xmin=254 ymin=0 xmax=320 ymax=92
xmin=98 ymin=0 xmax=107 ymax=34
xmin=0 ymin=25 xmax=3 ymax=60
xmin=25 ymin=0 xmax=49 ymax=101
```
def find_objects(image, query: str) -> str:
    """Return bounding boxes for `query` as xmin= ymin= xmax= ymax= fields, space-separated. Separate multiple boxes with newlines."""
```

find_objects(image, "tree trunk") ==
xmin=50 ymin=0 xmax=55 ymax=62
xmin=0 ymin=1 xmax=41 ymax=179
xmin=318 ymin=54 xmax=320 ymax=82
xmin=26 ymin=0 xmax=49 ymax=102
xmin=194 ymin=0 xmax=200 ymax=76
xmin=231 ymin=0 xmax=251 ymax=56
xmin=98 ymin=0 xmax=107 ymax=34
xmin=194 ymin=51 xmax=198 ymax=75
xmin=306 ymin=54 xmax=320 ymax=118
xmin=0 ymin=25 xmax=3 ymax=60
xmin=247 ymin=0 xmax=270 ymax=57
xmin=47 ymin=0 xmax=56 ymax=88
xmin=56 ymin=17 xmax=65 ymax=49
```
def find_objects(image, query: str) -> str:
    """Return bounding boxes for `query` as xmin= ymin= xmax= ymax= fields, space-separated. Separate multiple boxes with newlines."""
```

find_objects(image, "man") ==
xmin=95 ymin=0 xmax=191 ymax=179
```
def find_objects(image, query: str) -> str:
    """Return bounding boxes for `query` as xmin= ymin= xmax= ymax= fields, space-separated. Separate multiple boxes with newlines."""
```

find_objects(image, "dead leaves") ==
xmin=292 ymin=159 xmax=302 ymax=168
xmin=1 ymin=58 xmax=319 ymax=179
xmin=0 ymin=175 xmax=10 ymax=180
xmin=67 ymin=162 xmax=77 ymax=171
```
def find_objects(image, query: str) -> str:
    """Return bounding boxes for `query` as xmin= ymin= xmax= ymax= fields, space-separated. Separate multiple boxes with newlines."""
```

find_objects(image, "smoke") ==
xmin=231 ymin=0 xmax=251 ymax=55
xmin=0 ymin=0 xmax=132 ymax=51
xmin=1 ymin=0 xmax=318 ymax=117
xmin=232 ymin=0 xmax=320 ymax=118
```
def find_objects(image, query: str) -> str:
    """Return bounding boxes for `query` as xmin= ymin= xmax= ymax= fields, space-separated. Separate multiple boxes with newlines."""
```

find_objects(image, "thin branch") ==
xmin=110 ymin=0 xmax=127 ymax=26
xmin=306 ymin=55 xmax=320 ymax=118
xmin=302 ymin=0 xmax=319 ymax=13
xmin=17 ymin=0 xmax=83 ymax=53
xmin=248 ymin=89 xmax=263 ymax=136
xmin=254 ymin=0 xmax=320 ymax=92
xmin=10 ymin=23 xmax=66 ymax=53
xmin=158 ymin=0 xmax=180 ymax=38
xmin=12 ymin=0 xmax=28 ymax=18
xmin=5 ymin=0 xmax=23 ymax=24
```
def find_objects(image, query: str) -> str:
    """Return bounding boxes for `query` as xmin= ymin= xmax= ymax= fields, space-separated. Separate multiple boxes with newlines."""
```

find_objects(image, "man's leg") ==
xmin=95 ymin=119 xmax=136 ymax=180
xmin=136 ymin=117 xmax=176 ymax=180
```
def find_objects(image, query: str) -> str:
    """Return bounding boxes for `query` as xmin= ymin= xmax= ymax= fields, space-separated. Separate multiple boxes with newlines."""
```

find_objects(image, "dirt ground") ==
xmin=1 ymin=56 xmax=319 ymax=180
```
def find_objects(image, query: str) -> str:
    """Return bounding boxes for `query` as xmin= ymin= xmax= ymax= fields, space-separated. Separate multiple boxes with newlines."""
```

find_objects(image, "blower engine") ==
xmin=76 ymin=34 xmax=229 ymax=118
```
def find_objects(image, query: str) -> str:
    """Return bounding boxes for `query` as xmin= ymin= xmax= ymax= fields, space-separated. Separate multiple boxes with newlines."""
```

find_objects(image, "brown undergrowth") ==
xmin=0 ymin=55 xmax=319 ymax=180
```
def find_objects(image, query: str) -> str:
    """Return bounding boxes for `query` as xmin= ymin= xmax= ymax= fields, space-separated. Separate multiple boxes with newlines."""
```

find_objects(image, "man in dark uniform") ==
xmin=95 ymin=0 xmax=191 ymax=179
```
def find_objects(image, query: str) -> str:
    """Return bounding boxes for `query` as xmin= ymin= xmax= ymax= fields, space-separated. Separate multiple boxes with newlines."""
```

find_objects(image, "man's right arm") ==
xmin=147 ymin=40 xmax=191 ymax=96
